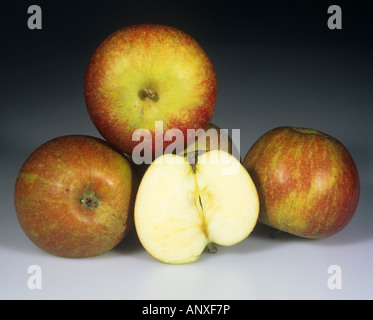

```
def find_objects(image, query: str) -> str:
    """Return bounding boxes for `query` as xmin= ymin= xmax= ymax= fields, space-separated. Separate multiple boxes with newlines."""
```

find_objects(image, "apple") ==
xmin=14 ymin=135 xmax=136 ymax=258
xmin=243 ymin=126 xmax=360 ymax=238
xmin=84 ymin=24 xmax=217 ymax=156
xmin=134 ymin=150 xmax=259 ymax=264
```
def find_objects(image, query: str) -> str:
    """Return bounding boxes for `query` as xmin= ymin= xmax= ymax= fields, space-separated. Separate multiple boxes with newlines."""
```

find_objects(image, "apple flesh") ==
xmin=243 ymin=127 xmax=360 ymax=238
xmin=84 ymin=24 xmax=217 ymax=156
xmin=14 ymin=135 xmax=136 ymax=258
xmin=134 ymin=150 xmax=259 ymax=264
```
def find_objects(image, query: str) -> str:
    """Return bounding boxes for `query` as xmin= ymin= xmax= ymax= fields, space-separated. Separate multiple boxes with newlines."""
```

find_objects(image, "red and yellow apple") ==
xmin=14 ymin=135 xmax=136 ymax=258
xmin=243 ymin=126 xmax=360 ymax=238
xmin=84 ymin=24 xmax=217 ymax=156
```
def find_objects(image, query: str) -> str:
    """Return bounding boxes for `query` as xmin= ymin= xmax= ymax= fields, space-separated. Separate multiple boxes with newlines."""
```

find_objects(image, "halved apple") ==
xmin=134 ymin=150 xmax=259 ymax=264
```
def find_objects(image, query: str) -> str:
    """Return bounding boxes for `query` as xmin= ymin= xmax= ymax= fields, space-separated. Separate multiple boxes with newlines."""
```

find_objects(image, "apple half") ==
xmin=134 ymin=150 xmax=259 ymax=264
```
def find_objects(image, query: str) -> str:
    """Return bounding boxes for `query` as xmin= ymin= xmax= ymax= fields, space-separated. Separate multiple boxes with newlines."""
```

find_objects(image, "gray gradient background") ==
xmin=1 ymin=1 xmax=372 ymax=299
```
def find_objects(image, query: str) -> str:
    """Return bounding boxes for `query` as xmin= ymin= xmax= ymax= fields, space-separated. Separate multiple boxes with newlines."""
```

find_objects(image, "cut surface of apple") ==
xmin=135 ymin=150 xmax=259 ymax=264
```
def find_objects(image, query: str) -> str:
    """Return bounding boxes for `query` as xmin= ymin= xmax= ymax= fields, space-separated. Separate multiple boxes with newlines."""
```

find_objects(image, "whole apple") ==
xmin=84 ymin=24 xmax=217 ymax=156
xmin=243 ymin=127 xmax=360 ymax=238
xmin=14 ymin=135 xmax=136 ymax=258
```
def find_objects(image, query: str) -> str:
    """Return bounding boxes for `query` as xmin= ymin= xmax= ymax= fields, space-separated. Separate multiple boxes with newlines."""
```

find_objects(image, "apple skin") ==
xmin=84 ymin=24 xmax=217 ymax=156
xmin=243 ymin=126 xmax=360 ymax=238
xmin=14 ymin=135 xmax=136 ymax=258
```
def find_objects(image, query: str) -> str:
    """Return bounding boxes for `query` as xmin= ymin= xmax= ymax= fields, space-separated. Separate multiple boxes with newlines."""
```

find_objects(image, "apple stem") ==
xmin=144 ymin=88 xmax=155 ymax=99
xmin=81 ymin=191 xmax=99 ymax=209
xmin=206 ymin=243 xmax=217 ymax=254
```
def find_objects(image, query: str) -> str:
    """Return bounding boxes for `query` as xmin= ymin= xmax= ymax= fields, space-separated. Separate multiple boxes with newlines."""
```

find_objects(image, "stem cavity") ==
xmin=138 ymin=87 xmax=159 ymax=101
